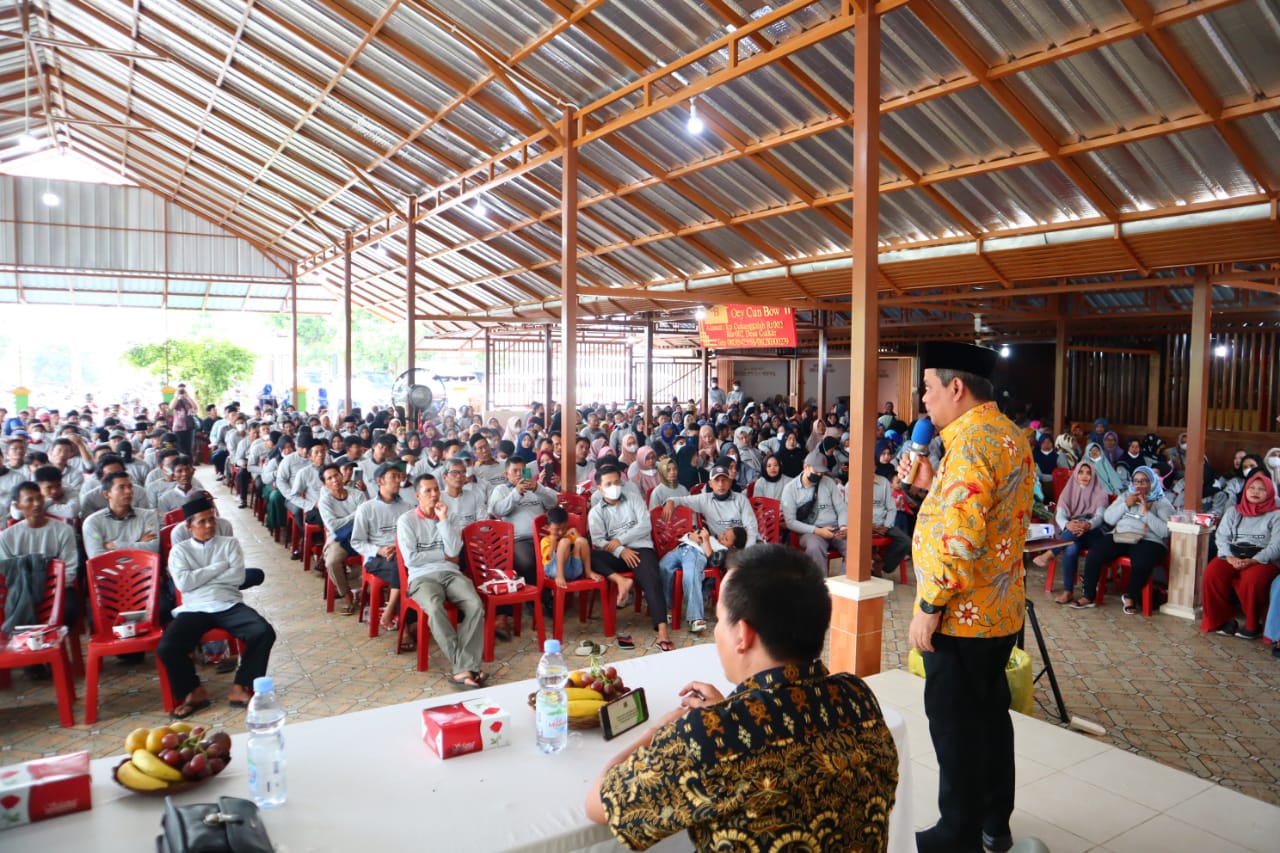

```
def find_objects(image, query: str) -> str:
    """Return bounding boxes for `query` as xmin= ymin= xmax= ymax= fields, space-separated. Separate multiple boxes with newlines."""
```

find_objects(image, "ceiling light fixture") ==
xmin=42 ymin=190 xmax=59 ymax=206
xmin=1214 ymin=344 xmax=1228 ymax=357
xmin=999 ymin=345 xmax=1010 ymax=358
xmin=694 ymin=306 xmax=707 ymax=321
xmin=472 ymin=197 xmax=487 ymax=217
xmin=687 ymin=100 xmax=704 ymax=135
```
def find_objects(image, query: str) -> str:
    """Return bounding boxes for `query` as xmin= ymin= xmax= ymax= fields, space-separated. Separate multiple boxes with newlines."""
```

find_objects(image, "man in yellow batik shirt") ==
xmin=899 ymin=341 xmax=1033 ymax=853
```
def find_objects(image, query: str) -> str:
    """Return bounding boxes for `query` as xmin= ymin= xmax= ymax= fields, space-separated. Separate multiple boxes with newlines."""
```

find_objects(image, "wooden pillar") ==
xmin=643 ymin=314 xmax=654 ymax=432
xmin=701 ymin=346 xmax=709 ymax=414
xmin=544 ymin=324 xmax=553 ymax=429
xmin=829 ymin=4 xmax=888 ymax=679
xmin=1052 ymin=294 xmax=1067 ymax=438
xmin=343 ymin=233 xmax=352 ymax=417
xmin=483 ymin=328 xmax=492 ymax=413
xmin=817 ymin=311 xmax=829 ymax=416
xmin=1184 ymin=272 xmax=1211 ymax=513
xmin=559 ymin=106 xmax=578 ymax=492
xmin=290 ymin=264 xmax=299 ymax=412
xmin=406 ymin=198 xmax=417 ymax=402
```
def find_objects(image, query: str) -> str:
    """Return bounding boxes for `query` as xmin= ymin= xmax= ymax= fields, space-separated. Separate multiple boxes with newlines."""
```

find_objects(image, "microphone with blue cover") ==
xmin=905 ymin=418 xmax=935 ymax=484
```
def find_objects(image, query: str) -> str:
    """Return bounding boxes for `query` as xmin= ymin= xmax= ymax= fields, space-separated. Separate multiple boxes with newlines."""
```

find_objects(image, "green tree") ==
xmin=122 ymin=339 xmax=257 ymax=405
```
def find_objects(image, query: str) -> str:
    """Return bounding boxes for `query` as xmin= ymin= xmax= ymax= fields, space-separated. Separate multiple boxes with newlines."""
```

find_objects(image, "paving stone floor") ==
xmin=3 ymin=464 xmax=1277 ymax=809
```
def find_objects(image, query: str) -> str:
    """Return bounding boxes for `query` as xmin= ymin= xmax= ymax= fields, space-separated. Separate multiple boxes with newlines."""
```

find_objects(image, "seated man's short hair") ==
xmin=721 ymin=544 xmax=831 ymax=663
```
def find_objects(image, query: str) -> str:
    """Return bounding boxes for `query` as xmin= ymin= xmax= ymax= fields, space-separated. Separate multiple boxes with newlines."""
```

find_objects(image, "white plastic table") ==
xmin=3 ymin=644 xmax=912 ymax=852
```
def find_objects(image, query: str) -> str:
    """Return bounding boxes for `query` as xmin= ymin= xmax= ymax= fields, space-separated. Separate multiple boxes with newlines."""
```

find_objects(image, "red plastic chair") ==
xmin=462 ymin=520 xmax=545 ymax=662
xmin=0 ymin=559 xmax=77 ymax=727
xmin=163 ymin=508 xmax=185 ymax=527
xmin=302 ymin=521 xmax=324 ymax=572
xmin=1052 ymin=468 xmax=1073 ymax=503
xmin=556 ymin=493 xmax=588 ymax=518
xmin=745 ymin=480 xmax=756 ymax=499
xmin=359 ymin=560 xmax=389 ymax=638
xmin=394 ymin=543 xmax=459 ymax=672
xmin=84 ymin=550 xmax=164 ymax=724
xmin=689 ymin=482 xmax=706 ymax=495
xmin=533 ymin=512 xmax=615 ymax=641
xmin=1099 ymin=554 xmax=1165 ymax=615
xmin=651 ymin=506 xmax=717 ymax=630
xmin=160 ymin=522 xmax=179 ymax=569
xmin=871 ymin=535 xmax=909 ymax=584
xmin=749 ymin=496 xmax=783 ymax=545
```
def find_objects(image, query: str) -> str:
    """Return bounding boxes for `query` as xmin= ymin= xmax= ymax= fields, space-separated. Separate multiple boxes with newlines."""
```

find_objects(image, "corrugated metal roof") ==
xmin=0 ymin=0 xmax=1270 ymax=331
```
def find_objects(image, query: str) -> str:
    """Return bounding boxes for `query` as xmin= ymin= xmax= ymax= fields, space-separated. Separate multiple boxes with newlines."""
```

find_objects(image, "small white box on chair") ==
xmin=1026 ymin=523 xmax=1055 ymax=541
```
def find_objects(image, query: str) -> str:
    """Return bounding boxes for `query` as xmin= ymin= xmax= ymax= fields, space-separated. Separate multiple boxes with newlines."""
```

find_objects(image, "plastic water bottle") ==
xmin=246 ymin=676 xmax=287 ymax=807
xmin=535 ymin=639 xmax=569 ymax=754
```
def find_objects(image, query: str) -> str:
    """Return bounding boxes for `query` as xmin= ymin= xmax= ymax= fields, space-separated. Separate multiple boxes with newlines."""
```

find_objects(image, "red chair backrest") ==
xmin=533 ymin=512 xmax=587 ymax=542
xmin=160 ymin=523 xmax=179 ymax=568
xmin=163 ymin=508 xmax=185 ymax=527
xmin=689 ymin=483 xmax=705 ymax=495
xmin=745 ymin=480 xmax=756 ymax=499
xmin=85 ymin=550 xmax=161 ymax=641
xmin=0 ymin=559 xmax=65 ymax=631
xmin=650 ymin=506 xmax=695 ymax=557
xmin=750 ymin=496 xmax=783 ymax=544
xmin=461 ymin=520 xmax=518 ymax=588
xmin=556 ymin=493 xmax=588 ymax=518
xmin=1052 ymin=467 xmax=1073 ymax=502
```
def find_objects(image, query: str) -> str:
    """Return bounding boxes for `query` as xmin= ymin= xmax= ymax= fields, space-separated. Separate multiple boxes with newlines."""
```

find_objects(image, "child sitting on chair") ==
xmin=658 ymin=525 xmax=747 ymax=634
xmin=541 ymin=505 xmax=594 ymax=589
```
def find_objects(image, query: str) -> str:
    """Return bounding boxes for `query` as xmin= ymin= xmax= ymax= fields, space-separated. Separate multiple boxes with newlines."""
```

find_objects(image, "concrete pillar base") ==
xmin=826 ymin=576 xmax=894 ymax=677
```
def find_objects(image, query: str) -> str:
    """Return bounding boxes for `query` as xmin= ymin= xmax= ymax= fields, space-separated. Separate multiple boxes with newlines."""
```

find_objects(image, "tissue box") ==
xmin=421 ymin=697 xmax=510 ymax=760
xmin=0 ymin=751 xmax=92 ymax=830
xmin=1026 ymin=523 xmax=1055 ymax=542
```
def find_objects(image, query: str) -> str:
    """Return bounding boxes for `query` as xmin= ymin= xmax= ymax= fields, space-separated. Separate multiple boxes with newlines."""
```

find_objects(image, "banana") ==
xmin=117 ymin=759 xmax=170 ymax=791
xmin=566 ymin=686 xmax=604 ymax=702
xmin=568 ymin=698 xmax=607 ymax=719
xmin=131 ymin=749 xmax=184 ymax=782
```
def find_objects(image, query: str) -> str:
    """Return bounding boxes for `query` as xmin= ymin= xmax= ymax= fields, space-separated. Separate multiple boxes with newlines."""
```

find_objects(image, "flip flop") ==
xmin=446 ymin=672 xmax=481 ymax=691
xmin=655 ymin=639 xmax=676 ymax=652
xmin=574 ymin=640 xmax=607 ymax=657
xmin=471 ymin=670 xmax=492 ymax=686
xmin=616 ymin=634 xmax=635 ymax=649
xmin=229 ymin=697 xmax=251 ymax=709
xmin=170 ymin=698 xmax=212 ymax=720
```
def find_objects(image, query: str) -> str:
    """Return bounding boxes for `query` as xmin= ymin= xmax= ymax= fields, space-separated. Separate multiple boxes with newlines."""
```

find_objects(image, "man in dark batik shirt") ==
xmin=586 ymin=544 xmax=898 ymax=852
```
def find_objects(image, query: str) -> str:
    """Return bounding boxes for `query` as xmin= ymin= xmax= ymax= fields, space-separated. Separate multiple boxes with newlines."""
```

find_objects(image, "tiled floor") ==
xmin=3 ymin=464 xmax=1279 ymax=831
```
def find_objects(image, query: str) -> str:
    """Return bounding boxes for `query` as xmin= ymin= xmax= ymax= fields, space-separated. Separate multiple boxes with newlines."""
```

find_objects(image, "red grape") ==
xmin=190 ymin=727 xmax=205 ymax=738
xmin=603 ymin=666 xmax=617 ymax=680
xmin=183 ymin=752 xmax=208 ymax=781
xmin=160 ymin=749 xmax=183 ymax=768
xmin=208 ymin=757 xmax=225 ymax=775
xmin=178 ymin=747 xmax=195 ymax=762
xmin=160 ymin=733 xmax=181 ymax=751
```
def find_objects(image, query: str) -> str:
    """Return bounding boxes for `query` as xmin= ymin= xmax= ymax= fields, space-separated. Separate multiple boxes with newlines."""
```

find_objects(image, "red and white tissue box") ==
xmin=0 ymin=751 xmax=91 ymax=830
xmin=421 ymin=697 xmax=510 ymax=760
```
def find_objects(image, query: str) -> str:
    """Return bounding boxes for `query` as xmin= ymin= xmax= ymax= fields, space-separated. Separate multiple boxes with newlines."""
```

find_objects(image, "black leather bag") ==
xmin=1232 ymin=542 xmax=1263 ymax=560
xmin=157 ymin=796 xmax=274 ymax=853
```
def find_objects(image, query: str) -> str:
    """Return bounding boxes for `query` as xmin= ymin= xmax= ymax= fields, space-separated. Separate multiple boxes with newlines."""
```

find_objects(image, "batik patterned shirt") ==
xmin=912 ymin=400 xmax=1033 ymax=638
xmin=601 ymin=661 xmax=898 ymax=852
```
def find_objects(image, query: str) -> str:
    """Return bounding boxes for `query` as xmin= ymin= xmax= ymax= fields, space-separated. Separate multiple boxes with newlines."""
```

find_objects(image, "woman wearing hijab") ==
xmin=628 ymin=446 xmax=661 ymax=497
xmin=1265 ymin=447 xmax=1280 ymax=491
xmin=1072 ymin=465 xmax=1173 ymax=614
xmin=1054 ymin=433 xmax=1079 ymax=470
xmin=733 ymin=426 xmax=762 ymax=484
xmin=1116 ymin=437 xmax=1145 ymax=480
xmin=1200 ymin=473 xmax=1280 ymax=640
xmin=1043 ymin=461 xmax=1111 ymax=603
xmin=618 ymin=432 xmax=640 ymax=467
xmin=1083 ymin=441 xmax=1127 ymax=494
xmin=648 ymin=455 xmax=689 ymax=509
xmin=1101 ymin=431 xmax=1124 ymax=465
xmin=513 ymin=431 xmax=538 ymax=463
xmin=503 ymin=416 xmax=522 ymax=444
xmin=775 ymin=426 xmax=807 ymax=479
xmin=1032 ymin=434 xmax=1058 ymax=488
xmin=1090 ymin=418 xmax=1110 ymax=446
xmin=752 ymin=453 xmax=791 ymax=503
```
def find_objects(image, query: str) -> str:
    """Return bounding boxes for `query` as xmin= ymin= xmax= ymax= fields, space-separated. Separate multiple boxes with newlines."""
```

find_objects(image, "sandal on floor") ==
xmin=170 ymin=698 xmax=212 ymax=720
xmin=655 ymin=639 xmax=676 ymax=652
xmin=1121 ymin=596 xmax=1138 ymax=615
xmin=616 ymin=634 xmax=635 ymax=649
xmin=1069 ymin=597 xmax=1095 ymax=610
xmin=399 ymin=636 xmax=417 ymax=653
xmin=471 ymin=670 xmax=492 ymax=686
xmin=1052 ymin=590 xmax=1074 ymax=605
xmin=445 ymin=672 xmax=482 ymax=691
xmin=574 ymin=640 xmax=607 ymax=657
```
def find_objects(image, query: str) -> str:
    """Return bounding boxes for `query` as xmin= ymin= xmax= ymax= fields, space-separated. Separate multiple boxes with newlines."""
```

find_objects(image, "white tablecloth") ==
xmin=3 ymin=644 xmax=912 ymax=852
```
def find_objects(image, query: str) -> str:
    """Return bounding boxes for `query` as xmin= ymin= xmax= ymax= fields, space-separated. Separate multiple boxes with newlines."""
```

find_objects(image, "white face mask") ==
xmin=1179 ymin=442 xmax=1187 ymax=451
xmin=1268 ymin=457 xmax=1280 ymax=470
xmin=464 ymin=465 xmax=474 ymax=478
xmin=602 ymin=484 xmax=622 ymax=501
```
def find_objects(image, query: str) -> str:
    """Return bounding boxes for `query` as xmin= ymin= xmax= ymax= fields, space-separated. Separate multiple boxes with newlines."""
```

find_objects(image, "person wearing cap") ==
xmin=488 ymin=456 xmax=558 ymax=586
xmin=83 ymin=471 xmax=161 ymax=559
xmin=779 ymin=450 xmax=847 ymax=569
xmin=897 ymin=341 xmax=1033 ymax=853
xmin=662 ymin=463 xmax=760 ymax=550
xmin=158 ymin=493 xmax=277 ymax=718
xmin=350 ymin=460 xmax=415 ymax=631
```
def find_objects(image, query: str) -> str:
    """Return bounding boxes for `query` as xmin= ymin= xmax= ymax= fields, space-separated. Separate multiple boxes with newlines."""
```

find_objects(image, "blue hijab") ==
xmin=1129 ymin=465 xmax=1165 ymax=501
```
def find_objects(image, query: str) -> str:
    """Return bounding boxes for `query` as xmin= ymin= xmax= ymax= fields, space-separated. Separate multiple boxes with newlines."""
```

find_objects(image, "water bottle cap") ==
xmin=543 ymin=639 xmax=561 ymax=654
xmin=253 ymin=676 xmax=274 ymax=693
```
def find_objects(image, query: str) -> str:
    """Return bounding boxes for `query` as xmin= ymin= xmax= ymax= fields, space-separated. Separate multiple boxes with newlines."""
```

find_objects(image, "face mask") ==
xmin=1128 ymin=451 xmax=1140 ymax=458
xmin=602 ymin=484 xmax=622 ymax=501
xmin=1179 ymin=442 xmax=1187 ymax=451
xmin=1242 ymin=466 xmax=1257 ymax=478
xmin=464 ymin=466 xmax=474 ymax=478
xmin=806 ymin=472 xmax=823 ymax=486
xmin=1269 ymin=457 xmax=1280 ymax=470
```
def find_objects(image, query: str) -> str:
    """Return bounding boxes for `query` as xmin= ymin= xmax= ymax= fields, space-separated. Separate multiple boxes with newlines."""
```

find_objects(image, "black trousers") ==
xmin=1080 ymin=537 xmax=1168 ymax=602
xmin=157 ymin=602 xmax=276 ymax=700
xmin=210 ymin=449 xmax=229 ymax=475
xmin=237 ymin=467 xmax=251 ymax=501
xmin=921 ymin=632 xmax=1017 ymax=850
xmin=592 ymin=547 xmax=665 ymax=628
xmin=365 ymin=555 xmax=400 ymax=589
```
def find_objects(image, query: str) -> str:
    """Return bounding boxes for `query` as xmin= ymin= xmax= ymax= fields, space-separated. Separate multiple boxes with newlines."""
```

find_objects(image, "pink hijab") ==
xmin=628 ymin=446 xmax=659 ymax=494
xmin=1058 ymin=460 xmax=1109 ymax=520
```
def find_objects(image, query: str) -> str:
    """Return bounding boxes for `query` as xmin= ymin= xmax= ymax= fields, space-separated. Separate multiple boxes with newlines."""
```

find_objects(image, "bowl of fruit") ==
xmin=527 ymin=657 xmax=630 ymax=730
xmin=113 ymin=723 xmax=232 ymax=795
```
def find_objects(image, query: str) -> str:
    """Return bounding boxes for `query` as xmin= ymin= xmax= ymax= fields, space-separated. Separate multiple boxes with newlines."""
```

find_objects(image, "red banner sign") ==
xmin=698 ymin=304 xmax=797 ymax=349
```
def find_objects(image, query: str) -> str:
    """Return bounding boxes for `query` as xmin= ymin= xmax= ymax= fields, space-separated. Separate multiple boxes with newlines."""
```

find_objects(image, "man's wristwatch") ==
xmin=918 ymin=599 xmax=944 ymax=615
